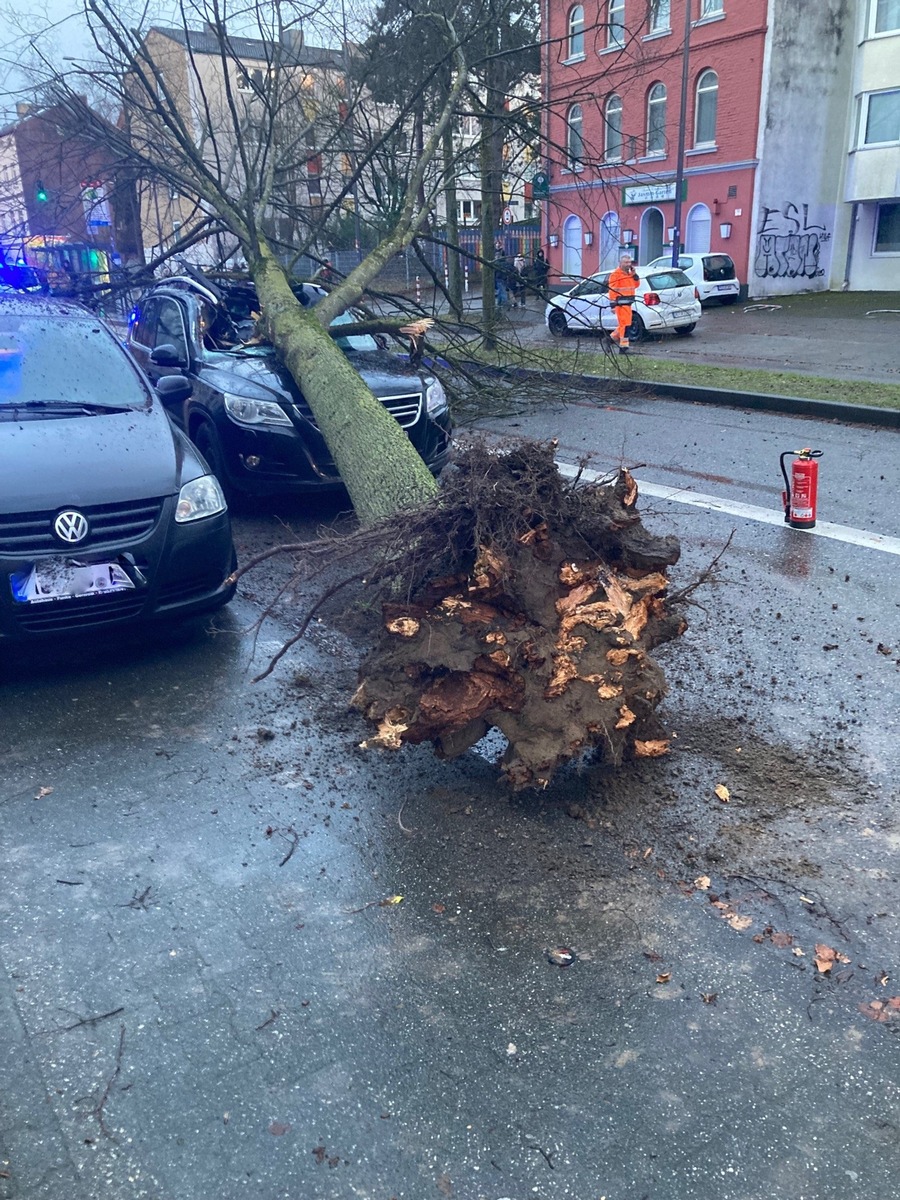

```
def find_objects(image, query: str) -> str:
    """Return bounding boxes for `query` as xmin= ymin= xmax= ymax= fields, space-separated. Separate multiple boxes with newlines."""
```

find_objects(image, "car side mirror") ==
xmin=150 ymin=343 xmax=187 ymax=369
xmin=155 ymin=374 xmax=192 ymax=405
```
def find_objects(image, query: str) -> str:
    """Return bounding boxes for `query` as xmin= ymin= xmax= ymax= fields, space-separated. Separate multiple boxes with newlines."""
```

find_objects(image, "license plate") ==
xmin=717 ymin=284 xmax=734 ymax=291
xmin=671 ymin=308 xmax=693 ymax=320
xmin=11 ymin=558 xmax=136 ymax=604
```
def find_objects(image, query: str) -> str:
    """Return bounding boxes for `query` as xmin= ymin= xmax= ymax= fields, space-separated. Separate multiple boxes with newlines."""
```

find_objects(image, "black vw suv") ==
xmin=125 ymin=271 xmax=453 ymax=498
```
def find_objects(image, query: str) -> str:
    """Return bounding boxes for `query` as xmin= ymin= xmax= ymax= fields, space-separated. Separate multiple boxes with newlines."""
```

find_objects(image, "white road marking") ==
xmin=556 ymin=460 xmax=900 ymax=558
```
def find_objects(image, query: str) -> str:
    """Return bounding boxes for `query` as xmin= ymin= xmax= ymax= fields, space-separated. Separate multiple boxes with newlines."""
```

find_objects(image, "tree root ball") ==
xmin=352 ymin=441 xmax=687 ymax=789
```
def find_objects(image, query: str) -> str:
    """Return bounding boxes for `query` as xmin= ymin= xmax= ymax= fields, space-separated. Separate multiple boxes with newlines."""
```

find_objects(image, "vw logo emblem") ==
xmin=54 ymin=510 xmax=89 ymax=544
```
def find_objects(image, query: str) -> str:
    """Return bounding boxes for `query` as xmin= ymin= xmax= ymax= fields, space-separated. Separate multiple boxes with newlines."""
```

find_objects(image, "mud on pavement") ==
xmin=2 ymin=497 xmax=900 ymax=1200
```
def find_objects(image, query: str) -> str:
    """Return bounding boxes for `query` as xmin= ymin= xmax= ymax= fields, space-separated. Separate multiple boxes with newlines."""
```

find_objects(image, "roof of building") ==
xmin=150 ymin=26 xmax=342 ymax=69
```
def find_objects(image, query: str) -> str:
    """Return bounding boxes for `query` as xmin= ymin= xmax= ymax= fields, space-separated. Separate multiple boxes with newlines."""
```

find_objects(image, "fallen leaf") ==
xmin=693 ymin=875 xmax=711 ymax=890
xmin=714 ymin=784 xmax=730 ymax=803
xmin=643 ymin=846 xmax=653 ymax=859
xmin=701 ymin=992 xmax=718 ymax=1005
xmin=877 ymin=644 xmax=892 ymax=656
xmin=643 ymin=950 xmax=663 ymax=963
xmin=770 ymin=931 xmax=793 ymax=948
xmin=656 ymin=972 xmax=672 ymax=984
xmin=792 ymin=947 xmax=806 ymax=957
xmin=432 ymin=903 xmax=445 ymax=914
xmin=814 ymin=944 xmax=836 ymax=973
xmin=836 ymin=951 xmax=851 ymax=964
xmin=34 ymin=786 xmax=54 ymax=800
xmin=437 ymin=1174 xmax=453 ymax=1197
xmin=312 ymin=1145 xmax=326 ymax=1164
xmin=547 ymin=946 xmax=576 ymax=968
xmin=379 ymin=894 xmax=404 ymax=907
xmin=269 ymin=1122 xmax=291 ymax=1136
xmin=726 ymin=914 xmax=752 ymax=932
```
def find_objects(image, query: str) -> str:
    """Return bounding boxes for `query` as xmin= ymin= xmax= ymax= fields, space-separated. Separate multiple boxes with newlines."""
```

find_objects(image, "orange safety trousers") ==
xmin=612 ymin=302 xmax=633 ymax=347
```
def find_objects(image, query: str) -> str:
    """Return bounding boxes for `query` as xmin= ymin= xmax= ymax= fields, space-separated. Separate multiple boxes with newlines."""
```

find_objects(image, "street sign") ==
xmin=502 ymin=207 xmax=514 ymax=225
xmin=532 ymin=171 xmax=550 ymax=200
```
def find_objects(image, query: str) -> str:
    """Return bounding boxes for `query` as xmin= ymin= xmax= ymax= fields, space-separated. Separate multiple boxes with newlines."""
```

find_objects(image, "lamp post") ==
xmin=670 ymin=0 xmax=693 ymax=268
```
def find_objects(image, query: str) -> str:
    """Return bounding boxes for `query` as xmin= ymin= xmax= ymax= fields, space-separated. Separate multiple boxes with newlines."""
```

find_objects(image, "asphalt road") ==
xmin=1 ymin=392 xmax=900 ymax=1200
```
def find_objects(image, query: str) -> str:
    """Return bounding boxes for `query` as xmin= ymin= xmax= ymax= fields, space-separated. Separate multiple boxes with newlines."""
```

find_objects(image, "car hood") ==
xmin=200 ymin=348 xmax=427 ymax=403
xmin=1 ymin=404 xmax=191 ymax=513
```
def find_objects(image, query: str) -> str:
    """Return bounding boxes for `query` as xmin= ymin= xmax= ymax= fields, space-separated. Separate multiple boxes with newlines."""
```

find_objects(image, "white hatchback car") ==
xmin=644 ymin=253 xmax=740 ymax=304
xmin=545 ymin=268 xmax=701 ymax=343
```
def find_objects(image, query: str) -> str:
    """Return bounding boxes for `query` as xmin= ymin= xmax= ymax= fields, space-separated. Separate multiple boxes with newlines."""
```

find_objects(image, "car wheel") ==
xmin=548 ymin=309 xmax=569 ymax=338
xmin=193 ymin=421 xmax=236 ymax=505
xmin=626 ymin=313 xmax=646 ymax=344
xmin=674 ymin=323 xmax=696 ymax=336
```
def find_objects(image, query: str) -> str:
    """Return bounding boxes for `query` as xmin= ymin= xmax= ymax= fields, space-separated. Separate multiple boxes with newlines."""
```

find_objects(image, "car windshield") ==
xmin=0 ymin=315 xmax=149 ymax=410
xmin=644 ymin=270 xmax=693 ymax=291
xmin=328 ymin=310 xmax=378 ymax=352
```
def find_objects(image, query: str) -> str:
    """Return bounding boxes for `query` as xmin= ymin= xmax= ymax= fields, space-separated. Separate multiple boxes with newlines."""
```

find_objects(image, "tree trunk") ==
xmin=442 ymin=122 xmax=463 ymax=321
xmin=250 ymin=242 xmax=438 ymax=525
xmin=479 ymin=120 xmax=497 ymax=346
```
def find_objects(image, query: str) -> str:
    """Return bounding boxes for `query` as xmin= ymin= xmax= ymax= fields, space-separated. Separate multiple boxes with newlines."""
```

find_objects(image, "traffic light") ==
xmin=35 ymin=180 xmax=48 ymax=202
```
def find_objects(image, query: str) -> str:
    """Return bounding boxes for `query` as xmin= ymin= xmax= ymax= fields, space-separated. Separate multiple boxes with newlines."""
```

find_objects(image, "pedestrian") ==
xmin=532 ymin=248 xmax=549 ymax=300
xmin=513 ymin=252 xmax=527 ymax=307
xmin=607 ymin=252 xmax=639 ymax=353
xmin=494 ymin=247 xmax=510 ymax=309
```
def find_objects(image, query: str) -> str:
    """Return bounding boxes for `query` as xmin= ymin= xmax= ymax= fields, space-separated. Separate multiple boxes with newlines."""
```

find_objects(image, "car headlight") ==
xmin=425 ymin=378 xmax=448 ymax=416
xmin=175 ymin=475 xmax=227 ymax=523
xmin=223 ymin=392 xmax=292 ymax=427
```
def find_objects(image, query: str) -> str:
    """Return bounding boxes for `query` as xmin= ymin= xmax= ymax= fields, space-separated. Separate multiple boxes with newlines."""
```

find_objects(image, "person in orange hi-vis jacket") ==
xmin=608 ymin=253 xmax=639 ymax=352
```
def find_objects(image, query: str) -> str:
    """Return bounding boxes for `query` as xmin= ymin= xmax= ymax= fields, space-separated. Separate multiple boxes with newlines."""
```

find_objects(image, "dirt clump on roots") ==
xmin=351 ymin=440 xmax=688 ymax=789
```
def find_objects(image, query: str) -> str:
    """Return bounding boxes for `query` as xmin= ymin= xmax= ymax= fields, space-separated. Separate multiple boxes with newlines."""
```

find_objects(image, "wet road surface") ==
xmin=1 ymin=393 xmax=900 ymax=1200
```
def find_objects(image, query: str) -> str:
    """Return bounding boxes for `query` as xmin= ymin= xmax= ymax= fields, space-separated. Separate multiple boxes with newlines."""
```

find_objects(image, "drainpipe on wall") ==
xmin=842 ymin=202 xmax=859 ymax=291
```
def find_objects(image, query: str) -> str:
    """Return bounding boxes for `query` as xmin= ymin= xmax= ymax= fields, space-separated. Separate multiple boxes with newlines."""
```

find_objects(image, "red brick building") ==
xmin=543 ymin=0 xmax=768 ymax=286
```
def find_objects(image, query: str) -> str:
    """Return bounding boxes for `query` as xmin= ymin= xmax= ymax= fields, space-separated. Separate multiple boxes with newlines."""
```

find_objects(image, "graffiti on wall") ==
xmin=754 ymin=202 xmax=832 ymax=280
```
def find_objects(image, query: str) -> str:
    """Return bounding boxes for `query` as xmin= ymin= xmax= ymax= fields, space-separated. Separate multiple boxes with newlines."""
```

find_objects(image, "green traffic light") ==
xmin=36 ymin=181 xmax=47 ymax=202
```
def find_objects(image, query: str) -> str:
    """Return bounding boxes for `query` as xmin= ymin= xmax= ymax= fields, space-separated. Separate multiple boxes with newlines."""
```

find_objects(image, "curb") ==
xmin=473 ymin=363 xmax=900 ymax=429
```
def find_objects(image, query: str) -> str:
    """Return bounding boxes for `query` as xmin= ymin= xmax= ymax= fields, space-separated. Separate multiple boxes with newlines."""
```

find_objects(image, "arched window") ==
xmin=686 ymin=202 xmax=711 ymax=253
xmin=599 ymin=211 xmax=621 ymax=270
xmin=567 ymin=5 xmax=585 ymax=57
xmin=566 ymin=104 xmax=584 ymax=168
xmin=608 ymin=0 xmax=625 ymax=47
xmin=604 ymin=94 xmax=623 ymax=161
xmin=646 ymin=83 xmax=667 ymax=155
xmin=695 ymin=69 xmax=718 ymax=146
xmin=563 ymin=215 xmax=583 ymax=277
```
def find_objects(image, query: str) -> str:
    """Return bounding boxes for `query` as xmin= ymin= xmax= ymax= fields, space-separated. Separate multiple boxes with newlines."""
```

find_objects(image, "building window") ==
xmin=686 ymin=202 xmax=711 ymax=252
xmin=646 ymin=83 xmax=667 ymax=154
xmin=870 ymin=0 xmax=900 ymax=35
xmin=700 ymin=0 xmax=724 ymax=15
xmin=608 ymin=0 xmax=625 ymax=47
xmin=605 ymin=94 xmax=624 ymax=160
xmin=599 ymin=211 xmax=621 ymax=269
xmin=874 ymin=202 xmax=900 ymax=252
xmin=861 ymin=89 xmax=900 ymax=145
xmin=649 ymin=0 xmax=670 ymax=31
xmin=567 ymin=5 xmax=585 ymax=56
xmin=566 ymin=104 xmax=584 ymax=168
xmin=695 ymin=69 xmax=718 ymax=146
xmin=563 ymin=214 xmax=583 ymax=276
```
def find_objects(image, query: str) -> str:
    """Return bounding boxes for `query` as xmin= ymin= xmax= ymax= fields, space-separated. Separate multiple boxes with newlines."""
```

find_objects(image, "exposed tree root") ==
xmin=237 ymin=439 xmax=688 ymax=789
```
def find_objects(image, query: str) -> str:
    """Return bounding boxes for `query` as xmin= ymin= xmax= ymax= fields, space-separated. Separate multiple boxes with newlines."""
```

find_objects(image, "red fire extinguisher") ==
xmin=780 ymin=447 xmax=823 ymax=529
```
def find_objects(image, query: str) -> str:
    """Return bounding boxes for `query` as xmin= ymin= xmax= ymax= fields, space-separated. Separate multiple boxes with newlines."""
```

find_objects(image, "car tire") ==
xmin=193 ymin=421 xmax=236 ymax=506
xmin=548 ymin=309 xmax=569 ymax=338
xmin=674 ymin=323 xmax=696 ymax=336
xmin=626 ymin=313 xmax=646 ymax=344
